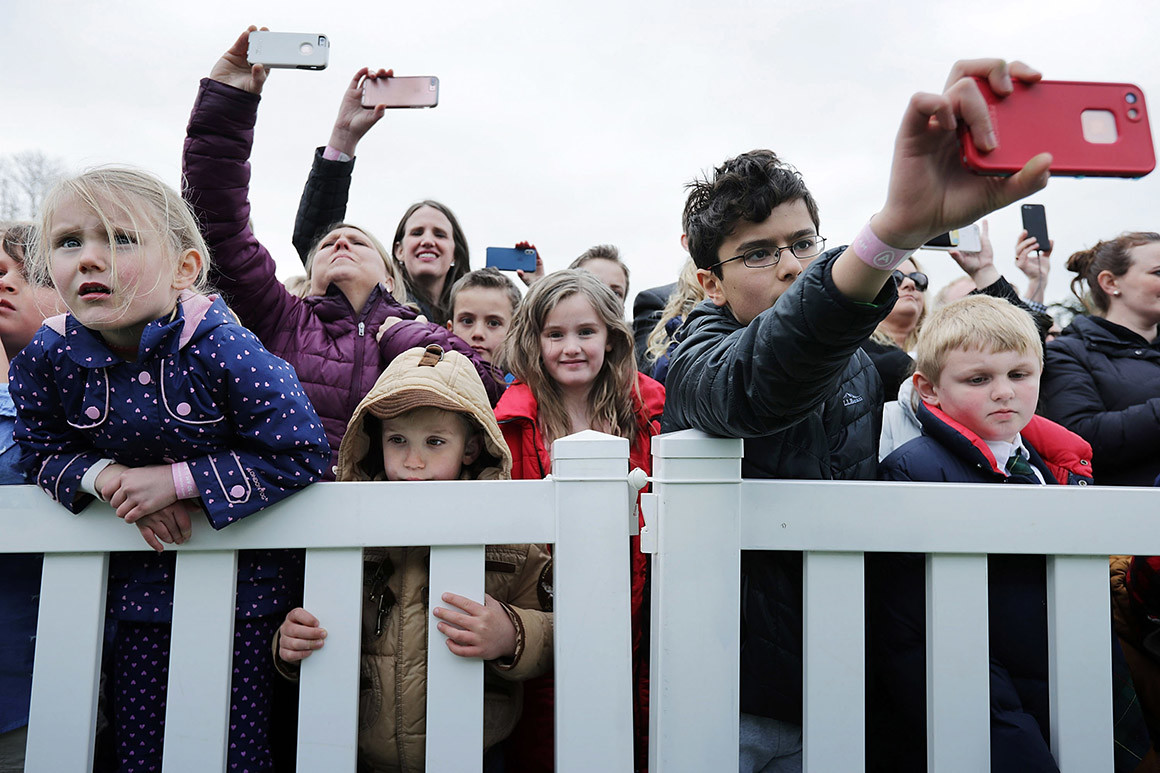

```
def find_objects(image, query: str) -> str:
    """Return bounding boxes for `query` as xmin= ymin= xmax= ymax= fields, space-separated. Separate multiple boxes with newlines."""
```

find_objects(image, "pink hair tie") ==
xmin=852 ymin=221 xmax=917 ymax=271
xmin=171 ymin=462 xmax=198 ymax=501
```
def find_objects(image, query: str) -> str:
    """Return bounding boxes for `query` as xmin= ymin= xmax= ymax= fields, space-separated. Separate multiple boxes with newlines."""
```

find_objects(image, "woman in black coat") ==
xmin=1040 ymin=232 xmax=1160 ymax=487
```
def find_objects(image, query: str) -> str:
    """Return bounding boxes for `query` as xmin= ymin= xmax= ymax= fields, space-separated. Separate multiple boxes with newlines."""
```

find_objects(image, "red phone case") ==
xmin=960 ymin=79 xmax=1155 ymax=178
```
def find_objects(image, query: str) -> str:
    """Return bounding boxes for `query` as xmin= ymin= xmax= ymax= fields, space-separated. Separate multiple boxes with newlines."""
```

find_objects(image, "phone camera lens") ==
xmin=1126 ymin=92 xmax=1138 ymax=104
xmin=1129 ymin=108 xmax=1140 ymax=119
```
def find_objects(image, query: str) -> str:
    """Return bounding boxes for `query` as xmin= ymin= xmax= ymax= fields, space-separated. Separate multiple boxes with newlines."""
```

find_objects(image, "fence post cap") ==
xmin=652 ymin=429 xmax=744 ymax=459
xmin=551 ymin=430 xmax=630 ymax=461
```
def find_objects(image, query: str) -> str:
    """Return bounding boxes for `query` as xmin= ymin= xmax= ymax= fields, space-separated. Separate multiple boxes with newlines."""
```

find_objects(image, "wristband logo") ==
xmin=871 ymin=251 xmax=897 ymax=268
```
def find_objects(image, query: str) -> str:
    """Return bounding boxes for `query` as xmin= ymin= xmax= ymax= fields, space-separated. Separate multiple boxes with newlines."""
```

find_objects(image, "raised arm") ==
xmin=182 ymin=28 xmax=300 ymax=339
xmin=292 ymin=68 xmax=391 ymax=262
xmin=831 ymin=59 xmax=1051 ymax=302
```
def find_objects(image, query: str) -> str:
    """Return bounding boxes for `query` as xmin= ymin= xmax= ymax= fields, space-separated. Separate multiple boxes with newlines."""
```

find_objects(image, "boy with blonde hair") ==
xmin=872 ymin=295 xmax=1092 ymax=772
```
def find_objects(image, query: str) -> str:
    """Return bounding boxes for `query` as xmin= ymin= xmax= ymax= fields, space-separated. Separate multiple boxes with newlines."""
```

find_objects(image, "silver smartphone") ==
xmin=247 ymin=32 xmax=330 ymax=70
xmin=923 ymin=225 xmax=982 ymax=253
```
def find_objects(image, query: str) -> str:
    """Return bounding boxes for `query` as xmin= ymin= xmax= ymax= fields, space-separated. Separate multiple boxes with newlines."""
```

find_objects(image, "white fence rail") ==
xmin=5 ymin=427 xmax=1145 ymax=772
xmin=3 ymin=430 xmax=637 ymax=773
xmin=645 ymin=428 xmax=1137 ymax=773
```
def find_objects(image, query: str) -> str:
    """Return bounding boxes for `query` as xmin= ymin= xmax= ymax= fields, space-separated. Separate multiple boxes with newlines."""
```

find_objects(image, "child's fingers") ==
xmin=287 ymin=607 xmax=321 ymax=627
xmin=440 ymin=592 xmax=484 ymax=615
xmin=445 ymin=638 xmax=482 ymax=658
xmin=281 ymin=621 xmax=327 ymax=642
xmin=279 ymin=636 xmax=323 ymax=662
xmin=145 ymin=516 xmax=176 ymax=545
xmin=438 ymin=621 xmax=480 ymax=647
xmin=432 ymin=606 xmax=470 ymax=631
xmin=137 ymin=525 xmax=164 ymax=553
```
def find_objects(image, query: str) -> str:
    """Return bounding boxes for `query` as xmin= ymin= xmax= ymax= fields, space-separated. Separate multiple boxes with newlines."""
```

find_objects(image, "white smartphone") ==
xmin=955 ymin=224 xmax=982 ymax=253
xmin=247 ymin=32 xmax=330 ymax=70
xmin=923 ymin=225 xmax=982 ymax=253
xmin=361 ymin=76 xmax=440 ymax=108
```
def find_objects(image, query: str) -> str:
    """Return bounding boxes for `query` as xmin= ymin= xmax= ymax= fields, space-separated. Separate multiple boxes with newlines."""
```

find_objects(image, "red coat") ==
xmin=495 ymin=374 xmax=664 ymax=772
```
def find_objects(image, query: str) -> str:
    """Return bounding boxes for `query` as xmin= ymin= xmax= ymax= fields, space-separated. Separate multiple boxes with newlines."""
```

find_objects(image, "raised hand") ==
xmin=209 ymin=26 xmax=270 ymax=95
xmin=949 ymin=219 xmax=999 ymax=288
xmin=515 ymin=241 xmax=545 ymax=287
xmin=872 ymin=59 xmax=1051 ymax=250
xmin=1014 ymin=228 xmax=1053 ymax=303
xmin=327 ymin=68 xmax=394 ymax=157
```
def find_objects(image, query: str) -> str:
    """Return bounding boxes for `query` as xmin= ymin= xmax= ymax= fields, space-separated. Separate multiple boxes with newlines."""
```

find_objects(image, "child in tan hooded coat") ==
xmin=275 ymin=344 xmax=553 ymax=772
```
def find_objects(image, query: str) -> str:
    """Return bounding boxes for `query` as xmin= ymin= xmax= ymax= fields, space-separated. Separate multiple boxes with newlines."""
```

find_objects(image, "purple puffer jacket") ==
xmin=182 ymin=78 xmax=502 ymax=476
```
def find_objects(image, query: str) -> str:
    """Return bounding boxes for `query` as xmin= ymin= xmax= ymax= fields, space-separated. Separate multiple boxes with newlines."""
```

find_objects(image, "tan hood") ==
xmin=336 ymin=344 xmax=512 ymax=482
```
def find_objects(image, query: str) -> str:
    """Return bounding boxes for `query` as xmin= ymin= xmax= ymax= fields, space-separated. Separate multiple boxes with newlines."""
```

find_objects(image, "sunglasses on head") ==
xmin=892 ymin=269 xmax=929 ymax=292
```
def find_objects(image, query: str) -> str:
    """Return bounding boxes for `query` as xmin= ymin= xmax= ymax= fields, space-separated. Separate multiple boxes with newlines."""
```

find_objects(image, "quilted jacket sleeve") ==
xmin=291 ymin=148 xmax=355 ymax=264
xmin=181 ymin=78 xmax=300 ymax=342
xmin=663 ymin=249 xmax=896 ymax=438
xmin=1040 ymin=338 xmax=1160 ymax=467
xmin=181 ymin=323 xmax=329 ymax=528
xmin=489 ymin=543 xmax=553 ymax=681
xmin=378 ymin=319 xmax=504 ymax=406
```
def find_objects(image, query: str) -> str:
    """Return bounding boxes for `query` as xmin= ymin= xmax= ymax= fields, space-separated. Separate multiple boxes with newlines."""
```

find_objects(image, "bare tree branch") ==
xmin=0 ymin=151 xmax=67 ymax=220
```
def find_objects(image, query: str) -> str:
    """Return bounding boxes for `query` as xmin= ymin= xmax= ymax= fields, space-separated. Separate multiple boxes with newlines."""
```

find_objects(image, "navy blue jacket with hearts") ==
xmin=869 ymin=402 xmax=1092 ymax=773
xmin=10 ymin=292 xmax=330 ymax=621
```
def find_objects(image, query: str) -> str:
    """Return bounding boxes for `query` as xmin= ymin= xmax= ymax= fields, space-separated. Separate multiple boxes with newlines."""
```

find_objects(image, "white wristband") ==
xmin=852 ymin=221 xmax=917 ymax=271
xmin=81 ymin=458 xmax=116 ymax=500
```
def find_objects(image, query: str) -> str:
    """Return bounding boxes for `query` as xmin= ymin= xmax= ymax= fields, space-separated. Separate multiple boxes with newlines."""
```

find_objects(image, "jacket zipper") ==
xmin=349 ymin=293 xmax=375 ymax=420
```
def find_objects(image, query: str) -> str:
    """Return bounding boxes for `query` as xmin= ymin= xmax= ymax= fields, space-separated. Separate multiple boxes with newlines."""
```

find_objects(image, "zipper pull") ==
xmin=358 ymin=322 xmax=365 ymax=337
xmin=374 ymin=590 xmax=394 ymax=637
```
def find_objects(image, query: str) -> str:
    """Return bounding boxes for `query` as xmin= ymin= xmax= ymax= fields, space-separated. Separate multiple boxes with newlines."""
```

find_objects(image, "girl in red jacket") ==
xmin=494 ymin=269 xmax=664 ymax=772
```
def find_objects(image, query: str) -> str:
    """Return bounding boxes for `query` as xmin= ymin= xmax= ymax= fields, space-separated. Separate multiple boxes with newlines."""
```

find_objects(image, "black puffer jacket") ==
xmin=1040 ymin=314 xmax=1160 ymax=487
xmin=661 ymin=248 xmax=894 ymax=721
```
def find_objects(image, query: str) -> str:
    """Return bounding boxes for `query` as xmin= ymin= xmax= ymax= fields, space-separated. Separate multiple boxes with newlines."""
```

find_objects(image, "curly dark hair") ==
xmin=683 ymin=150 xmax=820 ymax=273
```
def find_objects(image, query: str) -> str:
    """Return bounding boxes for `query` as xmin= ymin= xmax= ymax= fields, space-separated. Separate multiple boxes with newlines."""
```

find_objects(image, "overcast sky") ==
xmin=3 ymin=0 xmax=1158 ymax=314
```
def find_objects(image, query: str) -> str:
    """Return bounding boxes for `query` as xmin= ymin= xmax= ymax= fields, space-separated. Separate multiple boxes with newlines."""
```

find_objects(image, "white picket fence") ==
xmin=646 ymin=429 xmax=1131 ymax=773
xmin=3 ymin=428 xmax=1141 ymax=772
xmin=5 ymin=431 xmax=638 ymax=773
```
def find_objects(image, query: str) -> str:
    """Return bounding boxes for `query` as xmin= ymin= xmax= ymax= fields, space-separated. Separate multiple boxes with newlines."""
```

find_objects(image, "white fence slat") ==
xmin=425 ymin=545 xmax=486 ymax=772
xmin=25 ymin=552 xmax=108 ymax=772
xmin=648 ymin=430 xmax=742 ymax=773
xmin=162 ymin=550 xmax=238 ymax=773
xmin=296 ymin=548 xmax=364 ymax=771
xmin=926 ymin=554 xmax=990 ymax=773
xmin=553 ymin=431 xmax=635 ymax=773
xmin=803 ymin=552 xmax=865 ymax=772
xmin=1048 ymin=555 xmax=1114 ymax=773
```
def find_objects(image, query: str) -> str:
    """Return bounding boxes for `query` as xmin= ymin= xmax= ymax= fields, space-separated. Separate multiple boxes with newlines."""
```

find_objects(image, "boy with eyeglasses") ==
xmin=661 ymin=59 xmax=1053 ymax=771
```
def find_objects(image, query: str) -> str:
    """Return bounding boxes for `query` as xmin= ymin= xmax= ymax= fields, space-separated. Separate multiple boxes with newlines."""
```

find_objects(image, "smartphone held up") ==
xmin=486 ymin=247 xmax=538 ymax=273
xmin=247 ymin=31 xmax=330 ymax=70
xmin=362 ymin=76 xmax=440 ymax=109
xmin=960 ymin=79 xmax=1155 ymax=178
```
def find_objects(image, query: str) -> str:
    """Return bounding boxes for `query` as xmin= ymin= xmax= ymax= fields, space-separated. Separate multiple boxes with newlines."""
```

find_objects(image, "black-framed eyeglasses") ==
xmin=708 ymin=235 xmax=827 ymax=271
xmin=892 ymin=269 xmax=929 ymax=292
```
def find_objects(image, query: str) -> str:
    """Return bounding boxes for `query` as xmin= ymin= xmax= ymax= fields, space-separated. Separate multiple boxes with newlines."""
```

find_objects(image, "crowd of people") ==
xmin=2 ymin=26 xmax=1159 ymax=773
